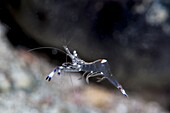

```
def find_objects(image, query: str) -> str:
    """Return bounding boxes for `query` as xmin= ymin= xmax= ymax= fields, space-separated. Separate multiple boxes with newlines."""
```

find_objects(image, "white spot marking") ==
xmin=48 ymin=71 xmax=55 ymax=78
xmin=73 ymin=50 xmax=78 ymax=57
xmin=120 ymin=88 xmax=128 ymax=97
xmin=59 ymin=66 xmax=64 ymax=69
xmin=73 ymin=63 xmax=77 ymax=66
xmin=101 ymin=59 xmax=107 ymax=63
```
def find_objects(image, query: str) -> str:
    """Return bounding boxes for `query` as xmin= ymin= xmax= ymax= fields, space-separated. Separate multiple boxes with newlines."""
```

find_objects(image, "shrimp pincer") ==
xmin=46 ymin=46 xmax=128 ymax=97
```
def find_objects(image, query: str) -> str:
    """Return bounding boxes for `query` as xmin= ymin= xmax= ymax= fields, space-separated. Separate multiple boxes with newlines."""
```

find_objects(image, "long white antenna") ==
xmin=27 ymin=46 xmax=66 ymax=54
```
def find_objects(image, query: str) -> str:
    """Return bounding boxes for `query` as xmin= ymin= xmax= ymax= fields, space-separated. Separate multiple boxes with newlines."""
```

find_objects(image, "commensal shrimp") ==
xmin=46 ymin=46 xmax=128 ymax=97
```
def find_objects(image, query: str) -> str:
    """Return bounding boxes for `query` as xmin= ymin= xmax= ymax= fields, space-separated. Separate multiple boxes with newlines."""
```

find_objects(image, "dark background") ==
xmin=0 ymin=0 xmax=170 ymax=111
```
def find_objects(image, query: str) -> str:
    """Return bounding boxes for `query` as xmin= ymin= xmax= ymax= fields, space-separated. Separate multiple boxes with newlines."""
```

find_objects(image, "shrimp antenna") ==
xmin=63 ymin=37 xmax=75 ymax=96
xmin=27 ymin=46 xmax=67 ymax=54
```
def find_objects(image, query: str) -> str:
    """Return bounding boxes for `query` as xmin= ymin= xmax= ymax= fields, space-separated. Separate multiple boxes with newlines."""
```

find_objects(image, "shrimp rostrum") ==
xmin=46 ymin=46 xmax=128 ymax=97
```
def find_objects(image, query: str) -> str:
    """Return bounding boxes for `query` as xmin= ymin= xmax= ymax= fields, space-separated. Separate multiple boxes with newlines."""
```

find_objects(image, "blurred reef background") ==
xmin=0 ymin=0 xmax=170 ymax=112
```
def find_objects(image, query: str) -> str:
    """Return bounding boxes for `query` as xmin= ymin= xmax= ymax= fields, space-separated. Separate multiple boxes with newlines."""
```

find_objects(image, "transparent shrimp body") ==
xmin=46 ymin=46 xmax=128 ymax=97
